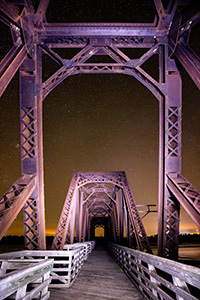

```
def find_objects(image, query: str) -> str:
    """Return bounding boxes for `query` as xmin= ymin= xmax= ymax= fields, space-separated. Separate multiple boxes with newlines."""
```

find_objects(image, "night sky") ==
xmin=0 ymin=0 xmax=200 ymax=237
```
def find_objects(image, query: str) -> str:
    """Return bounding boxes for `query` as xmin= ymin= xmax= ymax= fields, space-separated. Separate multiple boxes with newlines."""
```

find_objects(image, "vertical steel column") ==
xmin=158 ymin=45 xmax=182 ymax=259
xmin=115 ymin=188 xmax=120 ymax=242
xmin=52 ymin=173 xmax=79 ymax=249
xmin=116 ymin=187 xmax=124 ymax=243
xmin=111 ymin=199 xmax=120 ymax=243
xmin=87 ymin=213 xmax=91 ymax=241
xmin=75 ymin=188 xmax=80 ymax=241
xmin=83 ymin=208 xmax=88 ymax=242
xmin=120 ymin=188 xmax=124 ymax=242
xmin=81 ymin=205 xmax=87 ymax=242
xmin=65 ymin=223 xmax=71 ymax=244
xmin=20 ymin=46 xmax=46 ymax=250
xmin=123 ymin=201 xmax=130 ymax=247
xmin=70 ymin=190 xmax=76 ymax=244
xmin=110 ymin=204 xmax=117 ymax=243
xmin=78 ymin=190 xmax=84 ymax=242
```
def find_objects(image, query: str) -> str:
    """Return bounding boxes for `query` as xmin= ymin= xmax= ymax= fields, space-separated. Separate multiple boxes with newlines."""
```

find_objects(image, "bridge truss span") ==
xmin=0 ymin=0 xmax=200 ymax=259
xmin=52 ymin=172 xmax=152 ymax=253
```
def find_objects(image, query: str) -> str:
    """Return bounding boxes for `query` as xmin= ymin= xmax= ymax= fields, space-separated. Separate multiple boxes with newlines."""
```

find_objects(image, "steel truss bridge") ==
xmin=0 ymin=0 xmax=200 ymax=262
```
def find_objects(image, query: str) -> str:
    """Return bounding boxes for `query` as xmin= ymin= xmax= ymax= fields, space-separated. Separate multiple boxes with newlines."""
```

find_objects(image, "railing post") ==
xmin=109 ymin=243 xmax=200 ymax=300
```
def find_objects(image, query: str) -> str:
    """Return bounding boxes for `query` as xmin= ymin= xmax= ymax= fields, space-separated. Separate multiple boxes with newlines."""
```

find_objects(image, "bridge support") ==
xmin=20 ymin=49 xmax=46 ymax=250
xmin=158 ymin=50 xmax=182 ymax=259
xmin=0 ymin=0 xmax=200 ymax=258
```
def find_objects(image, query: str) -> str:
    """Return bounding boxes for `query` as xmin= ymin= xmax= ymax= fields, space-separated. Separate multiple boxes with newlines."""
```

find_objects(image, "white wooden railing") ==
xmin=64 ymin=240 xmax=96 ymax=260
xmin=0 ymin=259 xmax=53 ymax=299
xmin=0 ymin=241 xmax=96 ymax=291
xmin=109 ymin=243 xmax=200 ymax=300
xmin=0 ymin=248 xmax=84 ymax=288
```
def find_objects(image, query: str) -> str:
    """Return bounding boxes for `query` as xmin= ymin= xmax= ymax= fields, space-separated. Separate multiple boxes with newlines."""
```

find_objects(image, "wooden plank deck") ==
xmin=49 ymin=244 xmax=143 ymax=300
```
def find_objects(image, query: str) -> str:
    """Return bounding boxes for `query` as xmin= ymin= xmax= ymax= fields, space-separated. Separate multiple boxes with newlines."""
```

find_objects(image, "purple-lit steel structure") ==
xmin=0 ymin=0 xmax=199 ymax=259
xmin=51 ymin=171 xmax=152 ymax=253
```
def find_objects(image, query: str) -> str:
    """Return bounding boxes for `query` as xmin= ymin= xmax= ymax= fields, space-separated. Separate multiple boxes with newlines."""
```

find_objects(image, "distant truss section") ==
xmin=0 ymin=174 xmax=36 ymax=239
xmin=167 ymin=173 xmax=200 ymax=229
xmin=52 ymin=171 xmax=152 ymax=254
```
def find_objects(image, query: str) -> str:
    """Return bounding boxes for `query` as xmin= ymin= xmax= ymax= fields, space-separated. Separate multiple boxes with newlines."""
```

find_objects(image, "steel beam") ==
xmin=1 ymin=0 xmax=199 ymax=259
xmin=78 ymin=190 xmax=84 ymax=242
xmin=0 ymin=45 xmax=27 ymax=97
xmin=180 ymin=2 xmax=200 ymax=29
xmin=70 ymin=192 xmax=76 ymax=244
xmin=41 ymin=62 xmax=163 ymax=101
xmin=0 ymin=2 xmax=37 ymax=97
xmin=38 ymin=23 xmax=165 ymax=38
xmin=81 ymin=203 xmax=86 ymax=242
xmin=52 ymin=174 xmax=78 ymax=249
xmin=52 ymin=172 xmax=151 ymax=251
xmin=136 ymin=205 xmax=157 ymax=219
xmin=0 ymin=174 xmax=36 ymax=239
xmin=20 ymin=50 xmax=46 ymax=250
xmin=168 ymin=2 xmax=200 ymax=90
xmin=75 ymin=188 xmax=80 ymax=242
xmin=0 ymin=1 xmax=21 ymax=25
xmin=122 ymin=176 xmax=152 ymax=253
xmin=167 ymin=173 xmax=200 ymax=229
xmin=174 ymin=42 xmax=200 ymax=90
xmin=36 ymin=0 xmax=50 ymax=22
xmin=157 ymin=48 xmax=182 ymax=259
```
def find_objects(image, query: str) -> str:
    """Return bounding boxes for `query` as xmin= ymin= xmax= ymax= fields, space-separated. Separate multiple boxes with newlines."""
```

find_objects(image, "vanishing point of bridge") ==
xmin=0 ymin=0 xmax=200 ymax=299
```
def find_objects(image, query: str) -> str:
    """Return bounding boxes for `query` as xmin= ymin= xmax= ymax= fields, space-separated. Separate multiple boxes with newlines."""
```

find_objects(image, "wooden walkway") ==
xmin=49 ymin=244 xmax=143 ymax=299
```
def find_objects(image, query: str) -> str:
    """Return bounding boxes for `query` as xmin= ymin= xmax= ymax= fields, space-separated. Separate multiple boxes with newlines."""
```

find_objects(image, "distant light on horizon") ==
xmin=180 ymin=228 xmax=200 ymax=234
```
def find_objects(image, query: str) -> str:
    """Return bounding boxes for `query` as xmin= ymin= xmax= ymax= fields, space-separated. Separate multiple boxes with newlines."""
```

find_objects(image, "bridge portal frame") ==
xmin=0 ymin=0 xmax=199 ymax=259
xmin=51 ymin=171 xmax=152 ymax=253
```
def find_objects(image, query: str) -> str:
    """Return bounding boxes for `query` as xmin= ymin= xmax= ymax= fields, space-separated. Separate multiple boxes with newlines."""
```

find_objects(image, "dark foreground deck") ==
xmin=49 ymin=244 xmax=143 ymax=300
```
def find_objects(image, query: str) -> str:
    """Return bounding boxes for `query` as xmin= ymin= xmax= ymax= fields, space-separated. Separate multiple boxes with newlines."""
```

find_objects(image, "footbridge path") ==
xmin=49 ymin=243 xmax=143 ymax=300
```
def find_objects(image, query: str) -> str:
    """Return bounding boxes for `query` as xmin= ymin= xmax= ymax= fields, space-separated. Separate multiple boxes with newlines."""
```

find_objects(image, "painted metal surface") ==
xmin=0 ymin=0 xmax=199 ymax=259
xmin=167 ymin=173 xmax=200 ymax=228
xmin=20 ymin=52 xmax=46 ymax=250
xmin=0 ymin=174 xmax=36 ymax=239
xmin=52 ymin=172 xmax=152 ymax=253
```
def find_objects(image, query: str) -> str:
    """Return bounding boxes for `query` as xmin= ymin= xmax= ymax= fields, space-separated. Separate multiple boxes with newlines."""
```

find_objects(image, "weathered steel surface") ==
xmin=168 ymin=1 xmax=200 ymax=89
xmin=0 ymin=175 xmax=36 ymax=239
xmin=52 ymin=172 xmax=152 ymax=254
xmin=49 ymin=244 xmax=143 ymax=300
xmin=157 ymin=65 xmax=182 ymax=259
xmin=39 ymin=22 xmax=165 ymax=38
xmin=20 ymin=53 xmax=46 ymax=250
xmin=0 ymin=0 xmax=200 ymax=260
xmin=167 ymin=173 xmax=200 ymax=228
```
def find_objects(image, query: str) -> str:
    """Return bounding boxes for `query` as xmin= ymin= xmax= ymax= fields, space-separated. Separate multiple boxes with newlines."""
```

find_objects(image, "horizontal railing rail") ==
xmin=0 ymin=259 xmax=53 ymax=300
xmin=0 ymin=242 xmax=96 ymax=289
xmin=64 ymin=240 xmax=96 ymax=260
xmin=0 ymin=248 xmax=84 ymax=288
xmin=109 ymin=243 xmax=200 ymax=300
